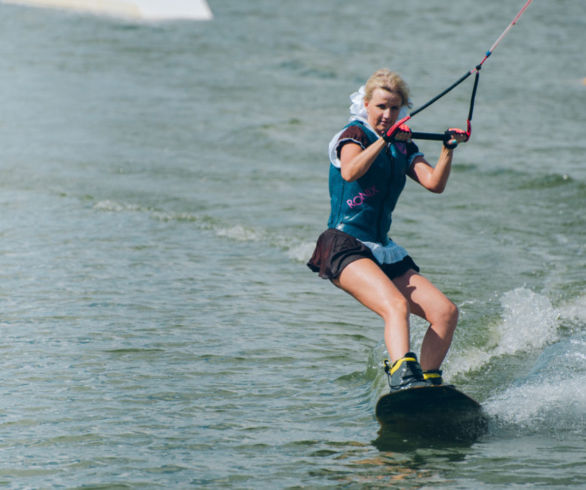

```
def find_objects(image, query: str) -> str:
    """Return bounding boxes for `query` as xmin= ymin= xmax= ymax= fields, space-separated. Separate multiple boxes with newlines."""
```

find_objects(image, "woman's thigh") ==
xmin=333 ymin=258 xmax=408 ymax=317
xmin=392 ymin=269 xmax=457 ymax=324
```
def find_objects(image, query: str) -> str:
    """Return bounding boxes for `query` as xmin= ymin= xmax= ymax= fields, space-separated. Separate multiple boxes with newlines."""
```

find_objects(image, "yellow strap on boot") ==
xmin=389 ymin=355 xmax=418 ymax=376
xmin=423 ymin=371 xmax=442 ymax=381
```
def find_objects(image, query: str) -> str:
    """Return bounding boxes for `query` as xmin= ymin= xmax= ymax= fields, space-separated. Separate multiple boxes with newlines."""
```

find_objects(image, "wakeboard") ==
xmin=375 ymin=385 xmax=488 ymax=441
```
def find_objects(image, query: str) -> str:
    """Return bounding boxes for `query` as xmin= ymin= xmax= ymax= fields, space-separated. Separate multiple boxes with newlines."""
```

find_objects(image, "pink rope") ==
xmin=477 ymin=0 xmax=534 ymax=70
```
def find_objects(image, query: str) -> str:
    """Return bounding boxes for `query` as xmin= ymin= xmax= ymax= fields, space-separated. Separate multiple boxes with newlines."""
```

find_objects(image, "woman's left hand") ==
xmin=443 ymin=128 xmax=469 ymax=149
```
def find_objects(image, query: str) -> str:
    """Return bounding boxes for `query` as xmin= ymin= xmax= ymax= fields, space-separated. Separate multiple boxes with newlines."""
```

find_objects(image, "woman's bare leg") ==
xmin=333 ymin=258 xmax=411 ymax=362
xmin=392 ymin=270 xmax=458 ymax=370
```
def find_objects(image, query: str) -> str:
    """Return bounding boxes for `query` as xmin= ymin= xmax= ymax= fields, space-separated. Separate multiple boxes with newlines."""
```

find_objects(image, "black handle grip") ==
xmin=410 ymin=131 xmax=447 ymax=141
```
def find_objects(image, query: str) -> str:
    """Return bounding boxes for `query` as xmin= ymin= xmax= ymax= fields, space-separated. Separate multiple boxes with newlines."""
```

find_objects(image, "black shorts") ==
xmin=307 ymin=228 xmax=419 ymax=281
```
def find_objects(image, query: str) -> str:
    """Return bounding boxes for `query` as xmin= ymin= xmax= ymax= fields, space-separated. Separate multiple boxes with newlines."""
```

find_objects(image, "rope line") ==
xmin=387 ymin=0 xmax=534 ymax=142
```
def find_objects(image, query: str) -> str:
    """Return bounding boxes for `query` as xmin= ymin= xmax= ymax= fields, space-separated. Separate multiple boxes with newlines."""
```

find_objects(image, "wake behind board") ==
xmin=375 ymin=385 xmax=488 ymax=441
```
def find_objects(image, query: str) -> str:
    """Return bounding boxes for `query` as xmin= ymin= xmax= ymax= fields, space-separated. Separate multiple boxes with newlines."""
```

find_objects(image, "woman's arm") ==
xmin=408 ymin=147 xmax=454 ymax=194
xmin=409 ymin=129 xmax=467 ymax=193
xmin=339 ymin=138 xmax=387 ymax=182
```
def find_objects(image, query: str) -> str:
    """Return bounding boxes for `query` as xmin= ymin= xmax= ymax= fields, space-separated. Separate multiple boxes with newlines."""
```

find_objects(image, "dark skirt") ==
xmin=307 ymin=228 xmax=419 ymax=281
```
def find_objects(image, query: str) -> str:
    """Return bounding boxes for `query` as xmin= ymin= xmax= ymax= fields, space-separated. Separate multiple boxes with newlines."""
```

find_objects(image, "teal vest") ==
xmin=327 ymin=121 xmax=411 ymax=243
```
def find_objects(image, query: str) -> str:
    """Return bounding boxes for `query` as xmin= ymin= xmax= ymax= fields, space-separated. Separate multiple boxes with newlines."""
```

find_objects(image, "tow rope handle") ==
xmin=409 ymin=130 xmax=465 ymax=143
xmin=388 ymin=68 xmax=481 ymax=144
xmin=465 ymin=68 xmax=482 ymax=141
xmin=385 ymin=0 xmax=533 ymax=145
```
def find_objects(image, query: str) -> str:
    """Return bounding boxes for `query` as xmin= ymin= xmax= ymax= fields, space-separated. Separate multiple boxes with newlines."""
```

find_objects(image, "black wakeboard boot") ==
xmin=384 ymin=352 xmax=430 ymax=392
xmin=423 ymin=368 xmax=443 ymax=386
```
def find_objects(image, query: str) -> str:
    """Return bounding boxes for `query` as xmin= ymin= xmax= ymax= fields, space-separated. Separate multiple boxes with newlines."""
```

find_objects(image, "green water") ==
xmin=0 ymin=0 xmax=584 ymax=487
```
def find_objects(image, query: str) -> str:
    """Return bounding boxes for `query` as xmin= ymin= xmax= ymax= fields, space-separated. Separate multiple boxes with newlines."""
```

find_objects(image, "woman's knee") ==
xmin=440 ymin=299 xmax=459 ymax=330
xmin=381 ymin=294 xmax=410 ymax=321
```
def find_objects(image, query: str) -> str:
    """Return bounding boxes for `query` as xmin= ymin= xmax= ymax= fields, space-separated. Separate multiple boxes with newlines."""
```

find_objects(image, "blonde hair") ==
xmin=364 ymin=69 xmax=410 ymax=107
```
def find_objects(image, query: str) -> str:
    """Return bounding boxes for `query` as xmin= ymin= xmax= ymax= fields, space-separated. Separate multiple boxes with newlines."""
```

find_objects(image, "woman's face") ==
xmin=364 ymin=88 xmax=403 ymax=136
